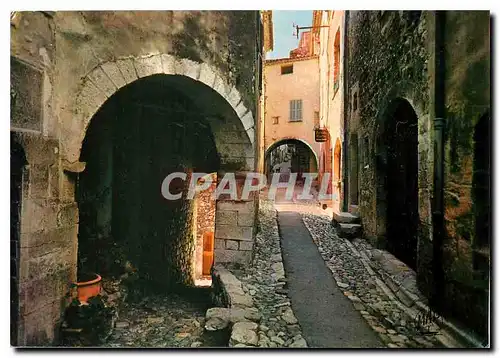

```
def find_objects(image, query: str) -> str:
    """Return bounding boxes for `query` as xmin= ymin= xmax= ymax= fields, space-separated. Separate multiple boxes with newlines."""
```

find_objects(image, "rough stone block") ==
xmin=215 ymin=239 xmax=225 ymax=249
xmin=216 ymin=130 xmax=253 ymax=145
xmin=19 ymin=265 xmax=73 ymax=315
xmin=76 ymin=80 xmax=107 ymax=119
xmin=48 ymin=164 xmax=59 ymax=199
xmin=29 ymin=164 xmax=49 ymax=199
xmin=198 ymin=63 xmax=217 ymax=87
xmin=246 ymin=128 xmax=255 ymax=145
xmin=241 ymin=226 xmax=254 ymax=241
xmin=87 ymin=66 xmax=117 ymax=98
xmin=237 ymin=213 xmax=254 ymax=227
xmin=230 ymin=292 xmax=254 ymax=308
xmin=213 ymin=76 xmax=231 ymax=98
xmin=215 ymin=210 xmax=237 ymax=226
xmin=179 ymin=58 xmax=200 ymax=80
xmin=205 ymin=307 xmax=230 ymax=331
xmin=17 ymin=134 xmax=58 ymax=166
xmin=215 ymin=224 xmax=240 ymax=240
xmin=240 ymin=111 xmax=254 ymax=131
xmin=220 ymin=156 xmax=254 ymax=171
xmin=56 ymin=202 xmax=78 ymax=228
xmin=230 ymin=322 xmax=258 ymax=346
xmin=160 ymin=54 xmax=175 ymax=74
xmin=337 ymin=223 xmax=362 ymax=238
xmin=217 ymin=200 xmax=255 ymax=214
xmin=134 ymin=54 xmax=163 ymax=78
xmin=238 ymin=241 xmax=253 ymax=251
xmin=282 ymin=307 xmax=298 ymax=324
xmin=20 ymin=198 xmax=59 ymax=234
xmin=214 ymin=248 xmax=251 ymax=264
xmin=18 ymin=297 xmax=61 ymax=346
xmin=59 ymin=173 xmax=76 ymax=201
xmin=115 ymin=58 xmax=138 ymax=84
xmin=213 ymin=265 xmax=244 ymax=290
xmin=333 ymin=210 xmax=360 ymax=224
xmin=100 ymin=62 xmax=127 ymax=89
xmin=225 ymin=239 xmax=239 ymax=250
xmin=21 ymin=225 xmax=77 ymax=259
xmin=235 ymin=102 xmax=248 ymax=119
xmin=226 ymin=86 xmax=242 ymax=108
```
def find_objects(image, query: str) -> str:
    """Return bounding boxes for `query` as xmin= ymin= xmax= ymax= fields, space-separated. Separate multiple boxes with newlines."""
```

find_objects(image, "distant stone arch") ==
xmin=265 ymin=137 xmax=319 ymax=173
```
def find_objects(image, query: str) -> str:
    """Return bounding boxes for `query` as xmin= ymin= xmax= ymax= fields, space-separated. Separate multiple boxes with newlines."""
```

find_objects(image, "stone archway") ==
xmin=376 ymin=98 xmax=419 ymax=269
xmin=264 ymin=138 xmax=319 ymax=183
xmin=71 ymin=55 xmax=257 ymax=290
xmin=63 ymin=54 xmax=255 ymax=167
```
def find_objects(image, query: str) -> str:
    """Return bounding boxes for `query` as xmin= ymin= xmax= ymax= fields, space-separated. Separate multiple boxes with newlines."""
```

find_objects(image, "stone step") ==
xmin=332 ymin=211 xmax=360 ymax=224
xmin=337 ymin=223 xmax=362 ymax=239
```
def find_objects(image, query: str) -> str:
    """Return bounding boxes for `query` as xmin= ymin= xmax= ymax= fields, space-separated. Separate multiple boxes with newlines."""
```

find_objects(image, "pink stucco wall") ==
xmin=318 ymin=10 xmax=345 ymax=211
xmin=263 ymin=57 xmax=320 ymax=169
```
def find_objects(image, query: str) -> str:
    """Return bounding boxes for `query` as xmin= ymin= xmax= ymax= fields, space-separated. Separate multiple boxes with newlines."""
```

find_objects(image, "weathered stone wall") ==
xmin=214 ymin=174 xmax=258 ymax=265
xmin=440 ymin=11 xmax=490 ymax=338
xmin=194 ymin=175 xmax=217 ymax=279
xmin=346 ymin=10 xmax=430 ymax=245
xmin=11 ymin=10 xmax=260 ymax=346
xmin=346 ymin=10 xmax=490 ymax=339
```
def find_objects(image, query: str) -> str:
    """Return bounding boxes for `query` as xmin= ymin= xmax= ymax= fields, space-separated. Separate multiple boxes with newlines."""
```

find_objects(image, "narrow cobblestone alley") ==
xmin=277 ymin=209 xmax=383 ymax=348
xmin=271 ymin=198 xmax=459 ymax=348
xmin=10 ymin=10 xmax=490 ymax=349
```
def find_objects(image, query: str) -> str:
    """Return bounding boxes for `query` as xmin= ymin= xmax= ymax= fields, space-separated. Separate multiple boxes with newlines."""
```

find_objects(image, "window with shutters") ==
xmin=289 ymin=100 xmax=303 ymax=121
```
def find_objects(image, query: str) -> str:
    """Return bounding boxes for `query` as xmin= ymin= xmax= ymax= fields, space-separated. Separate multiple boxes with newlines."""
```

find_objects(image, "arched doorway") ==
xmin=376 ymin=98 xmax=419 ymax=269
xmin=264 ymin=138 xmax=318 ymax=183
xmin=76 ymin=73 xmax=249 ymax=292
xmin=11 ymin=133 xmax=27 ymax=346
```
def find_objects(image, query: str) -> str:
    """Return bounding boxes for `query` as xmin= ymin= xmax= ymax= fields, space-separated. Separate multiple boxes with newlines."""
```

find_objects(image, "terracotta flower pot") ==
xmin=76 ymin=272 xmax=102 ymax=303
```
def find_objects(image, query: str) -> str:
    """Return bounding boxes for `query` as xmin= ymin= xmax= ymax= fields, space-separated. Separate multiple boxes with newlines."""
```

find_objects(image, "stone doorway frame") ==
xmin=66 ymin=54 xmax=258 ymax=276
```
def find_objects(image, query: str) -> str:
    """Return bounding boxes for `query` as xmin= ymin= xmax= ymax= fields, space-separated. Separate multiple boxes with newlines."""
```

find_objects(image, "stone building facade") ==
xmin=315 ymin=10 xmax=345 ymax=210
xmin=344 ymin=11 xmax=490 ymax=341
xmin=262 ymin=33 xmax=320 ymax=179
xmin=10 ymin=11 xmax=263 ymax=346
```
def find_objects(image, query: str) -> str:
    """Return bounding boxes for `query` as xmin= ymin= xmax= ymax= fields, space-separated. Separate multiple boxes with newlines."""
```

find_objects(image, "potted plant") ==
xmin=76 ymin=272 xmax=102 ymax=304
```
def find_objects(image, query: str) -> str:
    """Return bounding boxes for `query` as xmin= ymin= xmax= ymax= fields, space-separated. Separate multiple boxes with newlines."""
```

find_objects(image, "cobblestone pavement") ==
xmin=231 ymin=199 xmax=308 ymax=348
xmin=278 ymin=210 xmax=383 ymax=348
xmin=103 ymin=288 xmax=227 ymax=348
xmin=301 ymin=211 xmax=442 ymax=348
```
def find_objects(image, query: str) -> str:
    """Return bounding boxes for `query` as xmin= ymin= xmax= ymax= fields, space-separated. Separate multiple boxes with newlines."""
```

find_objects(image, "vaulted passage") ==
xmin=77 ymin=75 xmax=222 ymax=291
xmin=265 ymin=139 xmax=318 ymax=183
xmin=377 ymin=99 xmax=419 ymax=270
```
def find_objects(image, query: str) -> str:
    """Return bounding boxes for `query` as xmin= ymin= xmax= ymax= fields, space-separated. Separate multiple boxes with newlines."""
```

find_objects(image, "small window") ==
xmin=353 ymin=91 xmax=358 ymax=111
xmin=289 ymin=100 xmax=303 ymax=121
xmin=272 ymin=116 xmax=279 ymax=125
xmin=281 ymin=65 xmax=293 ymax=75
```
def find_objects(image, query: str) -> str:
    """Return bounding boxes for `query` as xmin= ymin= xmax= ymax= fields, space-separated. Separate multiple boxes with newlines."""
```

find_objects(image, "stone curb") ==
xmin=340 ymin=228 xmax=484 ymax=348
